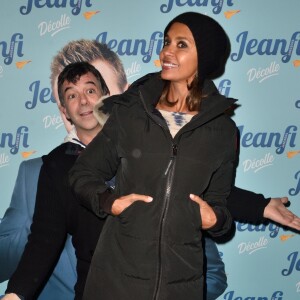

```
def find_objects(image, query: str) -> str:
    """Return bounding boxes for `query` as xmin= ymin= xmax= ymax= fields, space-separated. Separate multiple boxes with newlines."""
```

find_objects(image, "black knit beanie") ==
xmin=164 ymin=12 xmax=231 ymax=85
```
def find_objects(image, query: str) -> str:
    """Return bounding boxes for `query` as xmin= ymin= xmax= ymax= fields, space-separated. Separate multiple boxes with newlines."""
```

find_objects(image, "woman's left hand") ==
xmin=190 ymin=194 xmax=217 ymax=230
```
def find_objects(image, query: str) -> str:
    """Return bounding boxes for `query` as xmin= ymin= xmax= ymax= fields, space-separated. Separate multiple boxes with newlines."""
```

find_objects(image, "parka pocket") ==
xmin=116 ymin=200 xmax=156 ymax=239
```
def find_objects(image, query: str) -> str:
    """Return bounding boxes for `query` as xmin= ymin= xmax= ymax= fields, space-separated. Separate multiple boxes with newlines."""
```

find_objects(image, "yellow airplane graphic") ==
xmin=287 ymin=150 xmax=300 ymax=158
xmin=21 ymin=150 xmax=36 ymax=158
xmin=280 ymin=234 xmax=295 ymax=242
xmin=224 ymin=10 xmax=241 ymax=19
xmin=293 ymin=60 xmax=300 ymax=67
xmin=83 ymin=10 xmax=100 ymax=20
xmin=16 ymin=60 xmax=31 ymax=69
xmin=154 ymin=60 xmax=161 ymax=67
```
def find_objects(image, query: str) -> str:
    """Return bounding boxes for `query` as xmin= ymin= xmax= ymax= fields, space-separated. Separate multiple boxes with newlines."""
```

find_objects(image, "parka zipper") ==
xmin=153 ymin=144 xmax=177 ymax=300
xmin=164 ymin=145 xmax=177 ymax=175
xmin=137 ymin=90 xmax=179 ymax=299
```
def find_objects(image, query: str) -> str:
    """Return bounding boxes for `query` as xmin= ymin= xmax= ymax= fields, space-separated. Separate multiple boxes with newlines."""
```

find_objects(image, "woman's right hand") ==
xmin=189 ymin=194 xmax=217 ymax=229
xmin=111 ymin=194 xmax=153 ymax=216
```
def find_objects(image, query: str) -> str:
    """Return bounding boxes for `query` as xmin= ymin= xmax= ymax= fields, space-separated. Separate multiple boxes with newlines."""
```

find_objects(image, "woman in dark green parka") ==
xmin=70 ymin=12 xmax=237 ymax=300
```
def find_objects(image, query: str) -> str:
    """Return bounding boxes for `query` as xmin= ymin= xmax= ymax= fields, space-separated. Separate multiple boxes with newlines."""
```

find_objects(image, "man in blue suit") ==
xmin=0 ymin=158 xmax=77 ymax=299
xmin=0 ymin=40 xmax=128 ymax=300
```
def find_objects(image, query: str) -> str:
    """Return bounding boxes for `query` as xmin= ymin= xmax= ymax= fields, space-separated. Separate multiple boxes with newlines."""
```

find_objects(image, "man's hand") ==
xmin=111 ymin=193 xmax=153 ymax=216
xmin=264 ymin=197 xmax=300 ymax=231
xmin=190 ymin=194 xmax=217 ymax=229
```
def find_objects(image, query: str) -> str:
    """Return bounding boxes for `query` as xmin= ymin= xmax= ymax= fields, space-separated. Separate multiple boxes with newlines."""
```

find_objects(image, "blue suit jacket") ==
xmin=0 ymin=158 xmax=77 ymax=299
xmin=0 ymin=158 xmax=226 ymax=300
xmin=204 ymin=238 xmax=227 ymax=300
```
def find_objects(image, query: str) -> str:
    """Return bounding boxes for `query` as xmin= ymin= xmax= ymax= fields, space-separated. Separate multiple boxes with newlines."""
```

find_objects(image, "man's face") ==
xmin=53 ymin=58 xmax=125 ymax=133
xmin=61 ymin=72 xmax=103 ymax=143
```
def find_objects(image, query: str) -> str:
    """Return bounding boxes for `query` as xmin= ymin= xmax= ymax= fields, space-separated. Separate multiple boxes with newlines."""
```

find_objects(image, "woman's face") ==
xmin=160 ymin=22 xmax=198 ymax=85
